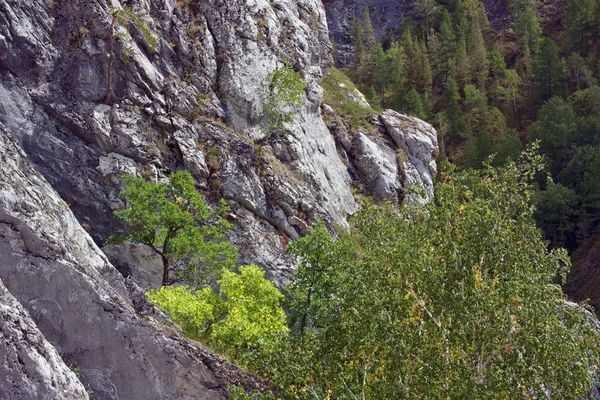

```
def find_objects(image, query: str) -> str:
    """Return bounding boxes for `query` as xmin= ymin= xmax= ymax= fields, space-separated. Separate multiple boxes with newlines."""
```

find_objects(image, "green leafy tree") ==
xmin=488 ymin=49 xmax=506 ymax=106
xmin=467 ymin=130 xmax=494 ymax=168
xmin=498 ymin=69 xmax=523 ymax=123
xmin=567 ymin=53 xmax=597 ymax=92
xmin=527 ymin=96 xmax=576 ymax=176
xmin=492 ymin=132 xmax=523 ymax=165
xmin=533 ymin=183 xmax=580 ymax=248
xmin=276 ymin=147 xmax=600 ymax=399
xmin=263 ymin=62 xmax=307 ymax=130
xmin=211 ymin=265 xmax=289 ymax=360
xmin=532 ymin=38 xmax=566 ymax=101
xmin=111 ymin=171 xmax=236 ymax=286
xmin=148 ymin=264 xmax=289 ymax=364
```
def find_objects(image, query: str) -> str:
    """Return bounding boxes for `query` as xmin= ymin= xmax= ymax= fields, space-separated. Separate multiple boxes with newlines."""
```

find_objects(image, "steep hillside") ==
xmin=0 ymin=0 xmax=437 ymax=397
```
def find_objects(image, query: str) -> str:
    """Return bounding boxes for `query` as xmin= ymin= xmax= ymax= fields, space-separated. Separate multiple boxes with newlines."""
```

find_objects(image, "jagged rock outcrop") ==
xmin=0 ymin=278 xmax=89 ymax=400
xmin=0 ymin=129 xmax=268 ymax=399
xmin=0 ymin=0 xmax=360 ymax=285
xmin=323 ymin=101 xmax=438 ymax=205
xmin=0 ymin=0 xmax=438 ymax=397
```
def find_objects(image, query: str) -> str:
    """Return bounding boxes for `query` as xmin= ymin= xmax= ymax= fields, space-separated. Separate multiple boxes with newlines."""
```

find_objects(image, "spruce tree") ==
xmin=532 ymin=38 xmax=566 ymax=101
xmin=468 ymin=19 xmax=488 ymax=90
xmin=454 ymin=31 xmax=469 ymax=87
xmin=361 ymin=7 xmax=377 ymax=51
xmin=443 ymin=77 xmax=462 ymax=137
xmin=373 ymin=42 xmax=390 ymax=106
xmin=438 ymin=10 xmax=456 ymax=84
xmin=564 ymin=0 xmax=597 ymax=55
xmin=351 ymin=15 xmax=365 ymax=66
xmin=386 ymin=41 xmax=408 ymax=108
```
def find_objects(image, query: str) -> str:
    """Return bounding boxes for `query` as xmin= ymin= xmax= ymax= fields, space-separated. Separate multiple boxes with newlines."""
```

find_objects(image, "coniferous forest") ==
xmin=337 ymin=0 xmax=600 ymax=310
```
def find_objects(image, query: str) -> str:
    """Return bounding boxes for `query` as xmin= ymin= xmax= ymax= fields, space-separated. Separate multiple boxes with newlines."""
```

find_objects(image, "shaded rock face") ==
xmin=0 ymin=130 xmax=267 ymax=399
xmin=324 ymin=106 xmax=438 ymax=206
xmin=323 ymin=0 xmax=417 ymax=67
xmin=0 ymin=279 xmax=89 ymax=400
xmin=323 ymin=0 xmax=514 ymax=67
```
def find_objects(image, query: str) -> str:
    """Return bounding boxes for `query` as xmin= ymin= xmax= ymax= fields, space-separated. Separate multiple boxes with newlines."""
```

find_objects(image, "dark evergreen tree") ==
xmin=532 ymin=38 xmax=566 ymax=101
xmin=443 ymin=78 xmax=462 ymax=137
xmin=564 ymin=0 xmax=597 ymax=55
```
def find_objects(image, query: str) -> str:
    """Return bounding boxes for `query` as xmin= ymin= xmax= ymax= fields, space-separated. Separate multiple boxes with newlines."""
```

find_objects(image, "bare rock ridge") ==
xmin=0 ymin=0 xmax=438 ymax=398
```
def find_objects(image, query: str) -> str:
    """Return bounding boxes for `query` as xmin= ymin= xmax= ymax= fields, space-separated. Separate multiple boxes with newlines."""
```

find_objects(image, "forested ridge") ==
xmin=336 ymin=0 xmax=600 ymax=310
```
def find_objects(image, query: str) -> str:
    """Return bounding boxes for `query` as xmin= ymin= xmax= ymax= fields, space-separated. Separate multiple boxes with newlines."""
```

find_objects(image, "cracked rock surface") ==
xmin=0 ymin=0 xmax=437 ymax=397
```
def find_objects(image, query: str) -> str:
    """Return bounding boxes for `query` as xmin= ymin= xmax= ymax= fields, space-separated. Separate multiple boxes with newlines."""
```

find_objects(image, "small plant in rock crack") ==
xmin=262 ymin=61 xmax=306 ymax=131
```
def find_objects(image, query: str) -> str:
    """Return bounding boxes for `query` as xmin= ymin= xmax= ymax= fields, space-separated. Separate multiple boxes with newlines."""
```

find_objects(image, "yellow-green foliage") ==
xmin=147 ymin=285 xmax=223 ymax=339
xmin=322 ymin=67 xmax=376 ymax=128
xmin=211 ymin=265 xmax=289 ymax=352
xmin=148 ymin=265 xmax=288 ymax=364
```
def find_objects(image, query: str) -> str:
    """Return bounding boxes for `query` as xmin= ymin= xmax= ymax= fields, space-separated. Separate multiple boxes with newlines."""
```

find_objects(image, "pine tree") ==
xmin=443 ymin=77 xmax=462 ymax=137
xmin=488 ymin=49 xmax=506 ymax=106
xmin=418 ymin=39 xmax=433 ymax=95
xmin=514 ymin=7 xmax=541 ymax=56
xmin=468 ymin=19 xmax=488 ymax=90
xmin=404 ymin=89 xmax=426 ymax=119
xmin=386 ymin=41 xmax=408 ymax=108
xmin=373 ymin=42 xmax=390 ymax=106
xmin=361 ymin=7 xmax=377 ymax=52
xmin=416 ymin=0 xmax=440 ymax=40
xmin=564 ymin=0 xmax=597 ymax=55
xmin=438 ymin=10 xmax=456 ymax=84
xmin=532 ymin=38 xmax=566 ymax=100
xmin=351 ymin=15 xmax=365 ymax=66
xmin=453 ymin=0 xmax=469 ymax=37
xmin=454 ymin=31 xmax=469 ymax=87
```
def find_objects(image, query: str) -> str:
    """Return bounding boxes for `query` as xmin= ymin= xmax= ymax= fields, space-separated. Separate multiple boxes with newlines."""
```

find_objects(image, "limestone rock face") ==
xmin=0 ymin=0 xmax=438 ymax=396
xmin=0 ymin=0 xmax=360 ymax=285
xmin=379 ymin=110 xmax=438 ymax=205
xmin=324 ymin=106 xmax=438 ymax=206
xmin=0 ymin=130 xmax=265 ymax=399
xmin=0 ymin=279 xmax=89 ymax=400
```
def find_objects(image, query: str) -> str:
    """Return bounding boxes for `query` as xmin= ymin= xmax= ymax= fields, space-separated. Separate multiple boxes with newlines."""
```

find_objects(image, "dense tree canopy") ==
xmin=111 ymin=171 xmax=236 ymax=286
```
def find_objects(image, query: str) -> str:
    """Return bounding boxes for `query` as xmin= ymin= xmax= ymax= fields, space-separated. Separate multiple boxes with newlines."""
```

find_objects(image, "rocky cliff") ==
xmin=0 ymin=0 xmax=437 ymax=397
